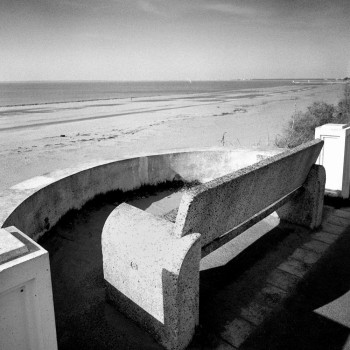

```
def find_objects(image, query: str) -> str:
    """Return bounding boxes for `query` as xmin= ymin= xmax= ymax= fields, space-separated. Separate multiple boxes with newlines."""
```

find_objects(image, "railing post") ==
xmin=0 ymin=227 xmax=57 ymax=350
xmin=315 ymin=123 xmax=350 ymax=198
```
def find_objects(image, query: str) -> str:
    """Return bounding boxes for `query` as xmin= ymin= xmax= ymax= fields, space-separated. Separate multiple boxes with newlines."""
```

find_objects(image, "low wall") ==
xmin=0 ymin=147 xmax=281 ymax=241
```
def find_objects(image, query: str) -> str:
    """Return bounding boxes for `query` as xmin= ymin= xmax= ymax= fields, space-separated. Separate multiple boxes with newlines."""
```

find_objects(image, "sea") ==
xmin=0 ymin=79 xmax=327 ymax=107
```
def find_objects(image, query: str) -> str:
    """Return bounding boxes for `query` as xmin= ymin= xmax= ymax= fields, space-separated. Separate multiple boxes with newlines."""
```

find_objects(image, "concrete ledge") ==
xmin=0 ymin=148 xmax=278 ymax=241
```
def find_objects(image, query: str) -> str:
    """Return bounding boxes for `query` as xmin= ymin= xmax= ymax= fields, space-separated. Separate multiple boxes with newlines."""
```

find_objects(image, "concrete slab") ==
xmin=145 ymin=191 xmax=183 ymax=216
xmin=277 ymin=257 xmax=310 ymax=278
xmin=128 ymin=190 xmax=183 ymax=217
xmin=240 ymin=301 xmax=273 ymax=326
xmin=312 ymin=231 xmax=339 ymax=244
xmin=291 ymin=248 xmax=321 ymax=265
xmin=254 ymin=285 xmax=287 ymax=309
xmin=221 ymin=318 xmax=254 ymax=348
xmin=315 ymin=290 xmax=350 ymax=328
xmin=266 ymin=269 xmax=300 ymax=293
xmin=200 ymin=214 xmax=280 ymax=271
xmin=0 ymin=228 xmax=28 ymax=264
xmin=333 ymin=209 xmax=350 ymax=219
xmin=322 ymin=222 xmax=346 ymax=235
xmin=326 ymin=215 xmax=350 ymax=227
xmin=303 ymin=239 xmax=330 ymax=254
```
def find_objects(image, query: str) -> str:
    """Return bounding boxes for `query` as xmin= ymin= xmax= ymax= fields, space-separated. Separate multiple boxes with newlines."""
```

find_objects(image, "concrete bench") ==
xmin=102 ymin=139 xmax=325 ymax=350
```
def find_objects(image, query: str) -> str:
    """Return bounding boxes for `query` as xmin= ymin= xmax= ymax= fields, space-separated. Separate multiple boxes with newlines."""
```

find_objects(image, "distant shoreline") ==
xmin=2 ymin=79 xmax=345 ymax=108
xmin=0 ymin=79 xmax=303 ymax=107
xmin=0 ymin=83 xmax=344 ymax=192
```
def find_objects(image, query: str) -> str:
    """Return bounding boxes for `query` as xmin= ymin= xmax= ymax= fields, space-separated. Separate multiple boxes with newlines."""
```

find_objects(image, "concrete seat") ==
xmin=102 ymin=139 xmax=326 ymax=350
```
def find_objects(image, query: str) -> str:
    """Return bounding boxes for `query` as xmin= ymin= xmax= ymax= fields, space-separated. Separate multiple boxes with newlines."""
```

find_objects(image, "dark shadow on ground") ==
xmin=39 ymin=184 xmax=187 ymax=350
xmin=39 ymin=186 xmax=350 ymax=349
xmin=191 ymin=222 xmax=312 ymax=348
xmin=39 ymin=180 xmax=203 ymax=350
xmin=241 ymin=216 xmax=350 ymax=350
xmin=191 ymin=214 xmax=350 ymax=349
xmin=324 ymin=196 xmax=350 ymax=209
xmin=242 ymin=309 xmax=350 ymax=350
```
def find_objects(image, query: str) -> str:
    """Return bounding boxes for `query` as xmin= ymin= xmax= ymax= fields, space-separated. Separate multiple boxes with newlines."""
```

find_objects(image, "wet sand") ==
xmin=0 ymin=83 xmax=344 ymax=191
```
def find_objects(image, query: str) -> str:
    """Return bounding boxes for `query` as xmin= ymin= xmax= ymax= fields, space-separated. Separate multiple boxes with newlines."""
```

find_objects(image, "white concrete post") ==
xmin=0 ymin=227 xmax=57 ymax=350
xmin=315 ymin=123 xmax=350 ymax=198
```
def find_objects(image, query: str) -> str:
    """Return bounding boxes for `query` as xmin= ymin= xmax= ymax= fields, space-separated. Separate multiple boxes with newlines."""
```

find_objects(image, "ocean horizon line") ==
xmin=0 ymin=78 xmax=340 ymax=84
xmin=0 ymin=79 xmax=333 ymax=108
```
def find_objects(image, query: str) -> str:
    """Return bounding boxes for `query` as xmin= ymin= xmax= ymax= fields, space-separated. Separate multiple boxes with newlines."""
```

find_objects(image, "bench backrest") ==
xmin=174 ymin=139 xmax=323 ymax=249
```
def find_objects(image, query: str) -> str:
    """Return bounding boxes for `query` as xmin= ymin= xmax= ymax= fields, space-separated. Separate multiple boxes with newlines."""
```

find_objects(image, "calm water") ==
xmin=0 ymin=80 xmax=303 ymax=107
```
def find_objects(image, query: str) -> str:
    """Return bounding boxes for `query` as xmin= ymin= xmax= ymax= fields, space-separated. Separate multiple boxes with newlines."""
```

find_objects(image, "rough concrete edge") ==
xmin=174 ymin=140 xmax=324 ymax=237
xmin=0 ymin=148 xmax=280 ymax=242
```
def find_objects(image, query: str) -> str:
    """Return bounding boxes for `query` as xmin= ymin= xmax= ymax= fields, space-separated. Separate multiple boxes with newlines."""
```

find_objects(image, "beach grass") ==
xmin=276 ymin=83 xmax=350 ymax=148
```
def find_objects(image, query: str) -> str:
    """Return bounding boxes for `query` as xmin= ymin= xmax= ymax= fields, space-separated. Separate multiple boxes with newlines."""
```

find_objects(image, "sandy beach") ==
xmin=0 ymin=83 xmax=345 ymax=191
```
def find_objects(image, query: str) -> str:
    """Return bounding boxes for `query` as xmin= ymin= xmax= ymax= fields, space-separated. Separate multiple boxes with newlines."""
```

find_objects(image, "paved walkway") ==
xmin=127 ymin=192 xmax=350 ymax=349
xmin=188 ymin=205 xmax=350 ymax=349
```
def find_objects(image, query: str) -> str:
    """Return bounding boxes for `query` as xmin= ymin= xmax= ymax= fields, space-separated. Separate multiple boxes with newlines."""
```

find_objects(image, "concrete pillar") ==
xmin=315 ymin=123 xmax=350 ymax=198
xmin=277 ymin=164 xmax=326 ymax=229
xmin=0 ymin=227 xmax=57 ymax=350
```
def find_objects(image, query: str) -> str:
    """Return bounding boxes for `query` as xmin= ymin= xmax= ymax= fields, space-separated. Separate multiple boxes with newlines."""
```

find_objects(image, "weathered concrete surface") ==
xmin=0 ymin=226 xmax=57 ymax=350
xmin=174 ymin=140 xmax=324 ymax=247
xmin=277 ymin=164 xmax=326 ymax=229
xmin=315 ymin=290 xmax=350 ymax=328
xmin=0 ymin=228 xmax=28 ymax=264
xmin=102 ymin=140 xmax=324 ymax=349
xmin=129 ymin=190 xmax=183 ymax=217
xmin=0 ymin=148 xmax=278 ymax=242
xmin=102 ymin=203 xmax=201 ymax=350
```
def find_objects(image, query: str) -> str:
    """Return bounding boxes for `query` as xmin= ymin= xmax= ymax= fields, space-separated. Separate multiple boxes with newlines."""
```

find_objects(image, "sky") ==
xmin=0 ymin=0 xmax=349 ymax=81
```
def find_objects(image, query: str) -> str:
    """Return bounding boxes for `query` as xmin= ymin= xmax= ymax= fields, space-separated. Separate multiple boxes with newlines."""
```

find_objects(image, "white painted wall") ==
xmin=315 ymin=123 xmax=350 ymax=198
xmin=0 ymin=227 xmax=57 ymax=350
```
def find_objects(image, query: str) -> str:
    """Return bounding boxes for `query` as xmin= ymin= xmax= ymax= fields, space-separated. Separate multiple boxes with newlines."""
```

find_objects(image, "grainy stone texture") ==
xmin=277 ymin=258 xmax=310 ymax=278
xmin=322 ymin=222 xmax=346 ymax=235
xmin=312 ymin=231 xmax=339 ymax=244
xmin=174 ymin=140 xmax=324 ymax=246
xmin=333 ymin=209 xmax=350 ymax=219
xmin=255 ymin=285 xmax=287 ymax=309
xmin=102 ymin=140 xmax=325 ymax=349
xmin=240 ymin=302 xmax=273 ymax=326
xmin=102 ymin=203 xmax=201 ymax=350
xmin=303 ymin=240 xmax=330 ymax=254
xmin=221 ymin=318 xmax=254 ymax=348
xmin=267 ymin=269 xmax=300 ymax=293
xmin=326 ymin=215 xmax=350 ymax=227
xmin=290 ymin=248 xmax=321 ymax=265
xmin=277 ymin=164 xmax=326 ymax=229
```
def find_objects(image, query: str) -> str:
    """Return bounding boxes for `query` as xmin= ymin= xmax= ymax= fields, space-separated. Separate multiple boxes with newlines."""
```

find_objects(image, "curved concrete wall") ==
xmin=0 ymin=148 xmax=280 ymax=241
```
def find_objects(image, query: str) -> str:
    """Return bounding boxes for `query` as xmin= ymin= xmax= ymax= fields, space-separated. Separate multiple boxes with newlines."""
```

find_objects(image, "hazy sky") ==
xmin=1 ymin=0 xmax=349 ymax=81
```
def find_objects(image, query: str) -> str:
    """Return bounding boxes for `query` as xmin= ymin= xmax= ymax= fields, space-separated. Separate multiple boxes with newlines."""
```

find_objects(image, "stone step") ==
xmin=326 ymin=215 xmax=350 ymax=227
xmin=321 ymin=222 xmax=345 ymax=235
xmin=333 ymin=208 xmax=350 ymax=220
xmin=312 ymin=231 xmax=339 ymax=244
